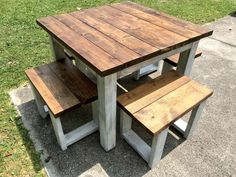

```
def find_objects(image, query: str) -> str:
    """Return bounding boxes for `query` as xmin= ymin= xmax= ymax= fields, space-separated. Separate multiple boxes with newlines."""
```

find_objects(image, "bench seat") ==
xmin=118 ymin=70 xmax=213 ymax=168
xmin=25 ymin=59 xmax=98 ymax=150
xmin=164 ymin=50 xmax=202 ymax=67
xmin=25 ymin=59 xmax=97 ymax=117
xmin=134 ymin=50 xmax=202 ymax=80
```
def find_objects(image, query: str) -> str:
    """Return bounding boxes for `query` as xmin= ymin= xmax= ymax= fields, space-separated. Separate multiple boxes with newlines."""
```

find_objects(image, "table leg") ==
xmin=176 ymin=41 xmax=199 ymax=76
xmin=97 ymin=73 xmax=117 ymax=151
xmin=49 ymin=36 xmax=66 ymax=61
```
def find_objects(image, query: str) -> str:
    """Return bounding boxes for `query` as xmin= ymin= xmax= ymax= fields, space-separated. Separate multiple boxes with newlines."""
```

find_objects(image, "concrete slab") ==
xmin=205 ymin=16 xmax=236 ymax=46
xmin=9 ymin=16 xmax=236 ymax=177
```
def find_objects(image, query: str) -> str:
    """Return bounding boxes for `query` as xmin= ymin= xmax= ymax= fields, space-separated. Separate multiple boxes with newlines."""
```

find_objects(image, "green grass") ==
xmin=0 ymin=0 xmax=235 ymax=176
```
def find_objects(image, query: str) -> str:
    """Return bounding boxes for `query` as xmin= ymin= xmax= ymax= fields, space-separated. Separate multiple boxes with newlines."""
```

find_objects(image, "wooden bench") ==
xmin=162 ymin=50 xmax=202 ymax=74
xmin=117 ymin=70 xmax=213 ymax=168
xmin=25 ymin=59 xmax=98 ymax=150
xmin=134 ymin=51 xmax=202 ymax=80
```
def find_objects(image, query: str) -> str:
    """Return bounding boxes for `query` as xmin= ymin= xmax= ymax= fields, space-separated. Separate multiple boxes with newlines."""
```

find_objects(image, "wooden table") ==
xmin=37 ymin=1 xmax=213 ymax=151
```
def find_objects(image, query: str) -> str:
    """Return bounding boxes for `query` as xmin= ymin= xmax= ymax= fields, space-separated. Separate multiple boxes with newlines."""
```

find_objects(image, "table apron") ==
xmin=49 ymin=35 xmax=199 ymax=79
xmin=118 ymin=42 xmax=198 ymax=78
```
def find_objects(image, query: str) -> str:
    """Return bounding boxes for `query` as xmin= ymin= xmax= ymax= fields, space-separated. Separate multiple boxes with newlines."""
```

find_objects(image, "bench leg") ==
xmin=161 ymin=62 xmax=174 ymax=74
xmin=184 ymin=101 xmax=206 ymax=139
xmin=29 ymin=83 xmax=48 ymax=118
xmin=120 ymin=110 xmax=132 ymax=136
xmin=148 ymin=128 xmax=169 ymax=168
xmin=49 ymin=112 xmax=67 ymax=151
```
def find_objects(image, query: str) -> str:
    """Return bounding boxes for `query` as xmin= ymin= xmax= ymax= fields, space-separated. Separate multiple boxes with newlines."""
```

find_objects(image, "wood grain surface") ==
xmin=164 ymin=50 xmax=202 ymax=67
xmin=37 ymin=2 xmax=213 ymax=76
xmin=118 ymin=70 xmax=213 ymax=135
xmin=25 ymin=59 xmax=97 ymax=117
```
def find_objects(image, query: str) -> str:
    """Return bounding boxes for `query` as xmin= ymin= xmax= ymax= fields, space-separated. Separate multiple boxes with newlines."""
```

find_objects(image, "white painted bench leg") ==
xmin=176 ymin=41 xmax=199 ymax=76
xmin=148 ymin=128 xmax=169 ymax=168
xmin=120 ymin=110 xmax=132 ymax=136
xmin=49 ymin=36 xmax=66 ymax=61
xmin=184 ymin=101 xmax=206 ymax=139
xmin=49 ymin=112 xmax=67 ymax=151
xmin=161 ymin=62 xmax=174 ymax=74
xmin=29 ymin=82 xmax=48 ymax=118
xmin=97 ymin=73 xmax=117 ymax=151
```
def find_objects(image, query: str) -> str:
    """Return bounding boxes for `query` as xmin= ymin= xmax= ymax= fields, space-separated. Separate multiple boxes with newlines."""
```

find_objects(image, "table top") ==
xmin=37 ymin=1 xmax=213 ymax=76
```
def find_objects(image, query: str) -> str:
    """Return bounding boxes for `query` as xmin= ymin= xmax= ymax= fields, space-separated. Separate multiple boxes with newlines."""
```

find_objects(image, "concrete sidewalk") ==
xmin=10 ymin=15 xmax=236 ymax=177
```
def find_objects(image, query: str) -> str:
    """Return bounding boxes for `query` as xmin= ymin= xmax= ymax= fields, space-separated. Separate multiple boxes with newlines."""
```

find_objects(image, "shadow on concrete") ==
xmin=12 ymin=73 xmax=187 ymax=177
xmin=14 ymin=100 xmax=44 ymax=174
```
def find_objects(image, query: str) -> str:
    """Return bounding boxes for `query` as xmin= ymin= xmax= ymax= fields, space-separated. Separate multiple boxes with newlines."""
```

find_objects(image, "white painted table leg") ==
xmin=92 ymin=100 xmax=99 ymax=125
xmin=120 ymin=110 xmax=132 ymax=136
xmin=75 ymin=58 xmax=97 ymax=83
xmin=49 ymin=111 xmax=67 ymax=150
xmin=148 ymin=128 xmax=169 ymax=168
xmin=184 ymin=101 xmax=206 ymax=139
xmin=29 ymin=82 xmax=48 ymax=118
xmin=161 ymin=62 xmax=174 ymax=74
xmin=49 ymin=36 xmax=66 ymax=61
xmin=177 ymin=41 xmax=199 ymax=76
xmin=97 ymin=73 xmax=117 ymax=151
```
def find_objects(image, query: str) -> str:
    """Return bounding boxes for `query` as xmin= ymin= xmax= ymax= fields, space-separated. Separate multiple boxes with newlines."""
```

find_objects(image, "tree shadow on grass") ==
xmin=12 ymin=81 xmax=188 ymax=177
xmin=229 ymin=10 xmax=236 ymax=17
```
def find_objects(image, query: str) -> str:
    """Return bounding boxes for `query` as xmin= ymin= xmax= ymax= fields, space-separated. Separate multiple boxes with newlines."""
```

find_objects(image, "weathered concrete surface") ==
xmin=9 ymin=16 xmax=236 ymax=177
xmin=205 ymin=15 xmax=236 ymax=46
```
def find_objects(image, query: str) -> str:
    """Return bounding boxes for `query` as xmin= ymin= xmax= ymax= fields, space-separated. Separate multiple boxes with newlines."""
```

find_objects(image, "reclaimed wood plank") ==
xmin=117 ymin=70 xmax=190 ymax=114
xmin=111 ymin=3 xmax=200 ymax=39
xmin=54 ymin=14 xmax=141 ymax=64
xmin=70 ymin=12 xmax=158 ymax=56
xmin=48 ymin=59 xmax=97 ymax=104
xmin=26 ymin=64 xmax=80 ymax=117
xmin=119 ymin=2 xmax=213 ymax=37
xmin=133 ymin=80 xmax=213 ymax=135
xmin=37 ymin=16 xmax=123 ymax=76
xmin=81 ymin=6 xmax=187 ymax=49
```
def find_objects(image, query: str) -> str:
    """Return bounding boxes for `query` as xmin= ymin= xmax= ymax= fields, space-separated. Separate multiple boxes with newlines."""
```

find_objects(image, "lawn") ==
xmin=0 ymin=0 xmax=235 ymax=176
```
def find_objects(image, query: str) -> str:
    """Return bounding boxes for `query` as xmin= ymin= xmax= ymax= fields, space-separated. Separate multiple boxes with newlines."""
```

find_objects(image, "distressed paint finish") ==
xmin=177 ymin=41 xmax=199 ymax=76
xmin=184 ymin=101 xmax=207 ymax=138
xmin=97 ymin=73 xmax=117 ymax=151
xmin=148 ymin=128 xmax=169 ymax=168
xmin=49 ymin=36 xmax=66 ymax=61
xmin=29 ymin=82 xmax=48 ymax=118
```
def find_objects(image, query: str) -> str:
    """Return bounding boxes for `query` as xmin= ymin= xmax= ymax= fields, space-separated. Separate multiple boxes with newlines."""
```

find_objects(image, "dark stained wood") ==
xmin=37 ymin=16 xmax=123 ymax=76
xmin=110 ymin=3 xmax=200 ymax=39
xmin=48 ymin=59 xmax=97 ymax=104
xmin=116 ymin=2 xmax=213 ymax=37
xmin=37 ymin=2 xmax=213 ymax=76
xmin=54 ymin=14 xmax=140 ymax=64
xmin=80 ymin=6 xmax=187 ymax=49
xmin=70 ymin=12 xmax=157 ymax=56
xmin=25 ymin=59 xmax=97 ymax=117
xmin=118 ymin=70 xmax=213 ymax=135
xmin=117 ymin=70 xmax=190 ymax=114
xmin=164 ymin=50 xmax=202 ymax=67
